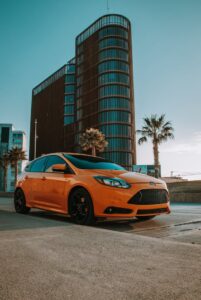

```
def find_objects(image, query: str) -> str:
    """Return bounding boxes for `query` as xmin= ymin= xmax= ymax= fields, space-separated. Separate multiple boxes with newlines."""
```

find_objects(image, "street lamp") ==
xmin=34 ymin=119 xmax=38 ymax=159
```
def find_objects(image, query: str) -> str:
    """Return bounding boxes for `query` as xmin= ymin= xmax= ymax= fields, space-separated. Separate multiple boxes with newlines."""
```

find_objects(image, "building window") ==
xmin=99 ymin=49 xmax=128 ymax=62
xmin=100 ymin=124 xmax=131 ymax=136
xmin=64 ymin=116 xmax=74 ymax=125
xmin=1 ymin=127 xmax=10 ymax=143
xmin=99 ymin=97 xmax=130 ymax=110
xmin=66 ymin=64 xmax=75 ymax=73
xmin=64 ymin=105 xmax=74 ymax=114
xmin=99 ymin=37 xmax=128 ymax=50
xmin=99 ymin=26 xmax=128 ymax=39
xmin=65 ymin=85 xmax=75 ymax=94
xmin=98 ymin=60 xmax=129 ymax=73
xmin=106 ymin=138 xmax=131 ymax=150
xmin=76 ymin=15 xmax=129 ymax=45
xmin=64 ymin=95 xmax=74 ymax=104
xmin=65 ymin=74 xmax=75 ymax=84
xmin=99 ymin=111 xmax=131 ymax=123
xmin=98 ymin=73 xmax=129 ymax=85
xmin=99 ymin=85 xmax=130 ymax=97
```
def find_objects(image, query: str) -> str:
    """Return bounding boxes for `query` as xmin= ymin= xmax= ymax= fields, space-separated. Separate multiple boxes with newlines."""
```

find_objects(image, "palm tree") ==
xmin=0 ymin=153 xmax=10 ymax=192
xmin=8 ymin=147 xmax=27 ymax=186
xmin=80 ymin=128 xmax=108 ymax=156
xmin=137 ymin=114 xmax=174 ymax=178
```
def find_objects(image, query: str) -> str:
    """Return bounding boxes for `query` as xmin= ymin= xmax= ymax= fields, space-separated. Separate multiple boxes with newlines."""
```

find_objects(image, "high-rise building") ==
xmin=30 ymin=14 xmax=136 ymax=170
xmin=0 ymin=124 xmax=26 ymax=191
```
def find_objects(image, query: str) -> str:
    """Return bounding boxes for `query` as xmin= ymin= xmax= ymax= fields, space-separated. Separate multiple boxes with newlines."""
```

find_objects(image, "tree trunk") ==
xmin=3 ymin=165 xmax=8 ymax=192
xmin=153 ymin=142 xmax=160 ymax=178
xmin=92 ymin=146 xmax=96 ymax=156
xmin=14 ymin=161 xmax=18 ymax=187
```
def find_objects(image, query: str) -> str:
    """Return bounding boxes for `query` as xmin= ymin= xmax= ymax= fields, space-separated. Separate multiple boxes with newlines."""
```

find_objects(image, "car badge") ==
xmin=149 ymin=182 xmax=156 ymax=186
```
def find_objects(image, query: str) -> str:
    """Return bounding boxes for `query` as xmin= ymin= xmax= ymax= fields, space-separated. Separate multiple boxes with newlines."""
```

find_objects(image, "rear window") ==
xmin=64 ymin=154 xmax=125 ymax=170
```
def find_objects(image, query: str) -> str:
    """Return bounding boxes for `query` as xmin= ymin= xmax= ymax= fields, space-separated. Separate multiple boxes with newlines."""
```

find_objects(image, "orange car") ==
xmin=14 ymin=153 xmax=170 ymax=225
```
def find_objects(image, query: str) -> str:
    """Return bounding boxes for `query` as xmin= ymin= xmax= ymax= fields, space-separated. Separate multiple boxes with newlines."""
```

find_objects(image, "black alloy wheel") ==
xmin=68 ymin=188 xmax=95 ymax=225
xmin=14 ymin=189 xmax=31 ymax=214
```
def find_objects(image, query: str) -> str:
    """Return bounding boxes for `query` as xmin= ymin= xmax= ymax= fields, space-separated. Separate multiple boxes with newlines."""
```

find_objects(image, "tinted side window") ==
xmin=30 ymin=157 xmax=47 ymax=172
xmin=25 ymin=163 xmax=31 ymax=172
xmin=44 ymin=155 xmax=67 ymax=172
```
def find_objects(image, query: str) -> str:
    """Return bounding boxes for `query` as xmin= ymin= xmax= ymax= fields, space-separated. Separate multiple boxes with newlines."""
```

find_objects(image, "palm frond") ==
xmin=138 ymin=136 xmax=147 ymax=145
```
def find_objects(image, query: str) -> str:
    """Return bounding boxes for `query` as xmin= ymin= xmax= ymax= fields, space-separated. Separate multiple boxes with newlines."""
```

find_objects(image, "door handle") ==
xmin=42 ymin=176 xmax=46 ymax=180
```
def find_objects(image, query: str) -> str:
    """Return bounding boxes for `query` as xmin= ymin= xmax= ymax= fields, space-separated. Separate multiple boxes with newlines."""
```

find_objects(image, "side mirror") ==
xmin=52 ymin=164 xmax=66 ymax=173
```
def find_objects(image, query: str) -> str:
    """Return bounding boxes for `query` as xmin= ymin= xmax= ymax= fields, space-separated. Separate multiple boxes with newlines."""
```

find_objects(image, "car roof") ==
xmin=36 ymin=152 xmax=105 ymax=159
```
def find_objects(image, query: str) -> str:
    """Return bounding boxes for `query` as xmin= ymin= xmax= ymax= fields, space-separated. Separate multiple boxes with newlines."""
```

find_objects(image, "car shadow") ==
xmin=0 ymin=206 xmax=146 ymax=232
xmin=0 ymin=209 xmax=72 ymax=232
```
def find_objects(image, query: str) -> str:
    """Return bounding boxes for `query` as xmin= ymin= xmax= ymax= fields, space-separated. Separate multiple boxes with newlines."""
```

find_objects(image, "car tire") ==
xmin=14 ymin=189 xmax=31 ymax=214
xmin=68 ymin=187 xmax=95 ymax=225
xmin=136 ymin=216 xmax=155 ymax=221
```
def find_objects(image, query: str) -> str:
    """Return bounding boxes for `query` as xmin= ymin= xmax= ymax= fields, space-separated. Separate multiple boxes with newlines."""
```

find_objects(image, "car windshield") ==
xmin=64 ymin=154 xmax=125 ymax=170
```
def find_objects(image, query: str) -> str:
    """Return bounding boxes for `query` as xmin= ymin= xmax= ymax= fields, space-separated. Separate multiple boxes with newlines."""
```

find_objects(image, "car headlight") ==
xmin=94 ymin=176 xmax=131 ymax=189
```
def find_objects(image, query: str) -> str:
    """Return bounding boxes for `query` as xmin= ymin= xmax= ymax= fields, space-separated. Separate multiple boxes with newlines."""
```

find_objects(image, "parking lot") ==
xmin=0 ymin=197 xmax=201 ymax=299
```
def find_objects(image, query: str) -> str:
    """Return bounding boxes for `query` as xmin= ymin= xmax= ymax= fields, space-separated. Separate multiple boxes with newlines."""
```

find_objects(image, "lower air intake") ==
xmin=137 ymin=208 xmax=168 ymax=215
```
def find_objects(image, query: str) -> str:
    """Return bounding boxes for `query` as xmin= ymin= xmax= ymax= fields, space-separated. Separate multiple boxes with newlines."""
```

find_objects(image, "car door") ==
xmin=28 ymin=156 xmax=48 ymax=207
xmin=40 ymin=155 xmax=74 ymax=212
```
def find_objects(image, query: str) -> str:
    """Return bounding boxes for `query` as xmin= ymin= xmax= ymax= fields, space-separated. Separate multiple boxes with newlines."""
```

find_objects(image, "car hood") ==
xmin=80 ymin=169 xmax=164 ymax=184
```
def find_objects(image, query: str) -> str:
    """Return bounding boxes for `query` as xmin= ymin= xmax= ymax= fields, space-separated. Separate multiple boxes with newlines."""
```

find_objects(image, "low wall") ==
xmin=167 ymin=181 xmax=201 ymax=203
xmin=0 ymin=192 xmax=14 ymax=198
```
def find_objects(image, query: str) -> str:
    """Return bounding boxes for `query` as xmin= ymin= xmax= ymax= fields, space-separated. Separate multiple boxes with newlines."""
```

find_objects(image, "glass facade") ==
xmin=99 ymin=26 xmax=128 ymax=39
xmin=99 ymin=85 xmax=130 ymax=97
xmin=100 ymin=124 xmax=131 ymax=136
xmin=98 ymin=60 xmax=129 ymax=73
xmin=99 ymin=49 xmax=128 ymax=62
xmin=98 ymin=73 xmax=129 ymax=85
xmin=99 ymin=38 xmax=128 ymax=50
xmin=99 ymin=97 xmax=130 ymax=110
xmin=76 ymin=15 xmax=130 ymax=45
xmin=99 ymin=111 xmax=131 ymax=123
xmin=64 ymin=58 xmax=76 ymax=125
xmin=106 ymin=138 xmax=131 ymax=150
xmin=64 ymin=116 xmax=74 ymax=125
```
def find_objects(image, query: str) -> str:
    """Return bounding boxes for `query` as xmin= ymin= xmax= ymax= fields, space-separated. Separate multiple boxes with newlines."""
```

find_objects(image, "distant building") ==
xmin=30 ymin=14 xmax=136 ymax=170
xmin=0 ymin=124 xmax=26 ymax=192
xmin=133 ymin=164 xmax=161 ymax=178
xmin=162 ymin=177 xmax=188 ymax=183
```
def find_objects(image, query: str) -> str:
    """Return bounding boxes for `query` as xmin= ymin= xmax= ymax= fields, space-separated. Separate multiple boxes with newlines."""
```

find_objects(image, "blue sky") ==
xmin=1 ymin=0 xmax=201 ymax=178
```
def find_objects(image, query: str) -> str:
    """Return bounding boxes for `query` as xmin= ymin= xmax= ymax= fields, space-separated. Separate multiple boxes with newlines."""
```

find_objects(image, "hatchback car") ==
xmin=14 ymin=153 xmax=170 ymax=225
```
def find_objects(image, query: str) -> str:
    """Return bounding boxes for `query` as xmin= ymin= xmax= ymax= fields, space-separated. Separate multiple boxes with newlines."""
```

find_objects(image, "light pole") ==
xmin=34 ymin=119 xmax=38 ymax=159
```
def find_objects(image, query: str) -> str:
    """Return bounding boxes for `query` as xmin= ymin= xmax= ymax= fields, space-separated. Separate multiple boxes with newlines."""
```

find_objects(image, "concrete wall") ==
xmin=167 ymin=181 xmax=201 ymax=203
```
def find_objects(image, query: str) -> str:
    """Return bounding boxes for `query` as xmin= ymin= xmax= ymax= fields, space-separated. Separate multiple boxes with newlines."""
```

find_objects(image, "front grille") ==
xmin=137 ymin=208 xmax=168 ymax=215
xmin=128 ymin=189 xmax=169 ymax=205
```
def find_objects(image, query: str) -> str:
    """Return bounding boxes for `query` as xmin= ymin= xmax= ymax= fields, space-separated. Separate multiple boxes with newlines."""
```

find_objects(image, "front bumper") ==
xmin=90 ymin=183 xmax=170 ymax=218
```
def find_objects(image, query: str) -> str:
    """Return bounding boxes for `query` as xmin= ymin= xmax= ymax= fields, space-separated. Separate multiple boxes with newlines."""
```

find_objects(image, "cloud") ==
xmin=161 ymin=132 xmax=201 ymax=155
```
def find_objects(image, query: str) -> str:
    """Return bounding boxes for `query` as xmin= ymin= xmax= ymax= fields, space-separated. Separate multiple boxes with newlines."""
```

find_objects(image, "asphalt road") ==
xmin=0 ymin=197 xmax=201 ymax=300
